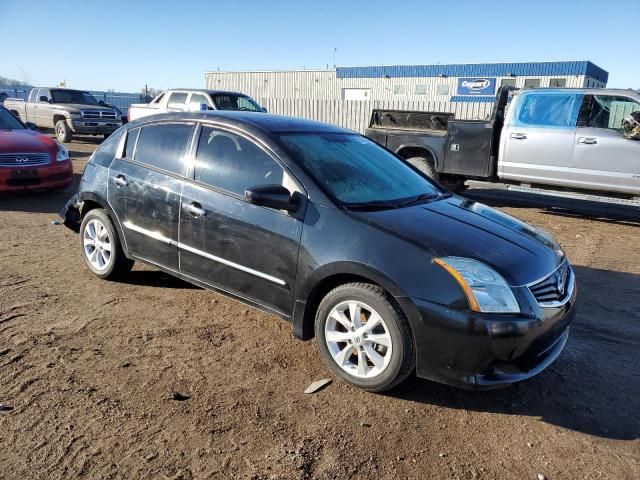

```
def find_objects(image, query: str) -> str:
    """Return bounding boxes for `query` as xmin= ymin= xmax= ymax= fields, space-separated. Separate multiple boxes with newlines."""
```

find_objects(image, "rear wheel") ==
xmin=55 ymin=119 xmax=72 ymax=143
xmin=80 ymin=209 xmax=133 ymax=280
xmin=406 ymin=156 xmax=467 ymax=192
xmin=314 ymin=282 xmax=415 ymax=392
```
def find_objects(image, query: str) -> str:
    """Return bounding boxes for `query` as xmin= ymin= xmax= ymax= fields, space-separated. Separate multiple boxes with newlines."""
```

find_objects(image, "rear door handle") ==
xmin=578 ymin=137 xmax=598 ymax=145
xmin=112 ymin=175 xmax=128 ymax=187
xmin=184 ymin=202 xmax=206 ymax=218
xmin=510 ymin=133 xmax=527 ymax=140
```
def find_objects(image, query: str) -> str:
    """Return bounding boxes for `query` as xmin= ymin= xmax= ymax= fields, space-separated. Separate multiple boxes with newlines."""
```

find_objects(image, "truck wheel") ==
xmin=314 ymin=282 xmax=415 ymax=392
xmin=55 ymin=119 xmax=73 ymax=143
xmin=439 ymin=175 xmax=467 ymax=193
xmin=407 ymin=156 xmax=437 ymax=180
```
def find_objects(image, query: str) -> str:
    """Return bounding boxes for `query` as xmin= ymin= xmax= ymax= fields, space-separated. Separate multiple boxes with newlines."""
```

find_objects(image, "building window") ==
xmin=549 ymin=78 xmax=566 ymax=88
xmin=415 ymin=85 xmax=427 ymax=95
xmin=500 ymin=78 xmax=517 ymax=88
xmin=524 ymin=79 xmax=541 ymax=89
xmin=436 ymin=84 xmax=449 ymax=96
xmin=393 ymin=85 xmax=406 ymax=95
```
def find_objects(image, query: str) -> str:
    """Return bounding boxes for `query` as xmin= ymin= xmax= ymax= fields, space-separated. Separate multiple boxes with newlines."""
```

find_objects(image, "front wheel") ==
xmin=80 ymin=209 xmax=133 ymax=280
xmin=55 ymin=119 xmax=72 ymax=143
xmin=314 ymin=283 xmax=415 ymax=392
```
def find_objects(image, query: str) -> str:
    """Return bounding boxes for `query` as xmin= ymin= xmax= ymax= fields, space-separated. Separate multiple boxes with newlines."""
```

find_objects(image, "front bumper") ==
xmin=69 ymin=119 xmax=122 ymax=135
xmin=398 ymin=278 xmax=577 ymax=389
xmin=0 ymin=161 xmax=73 ymax=191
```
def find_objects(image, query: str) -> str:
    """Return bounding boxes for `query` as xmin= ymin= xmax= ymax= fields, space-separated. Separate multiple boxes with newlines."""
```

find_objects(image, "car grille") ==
xmin=0 ymin=152 xmax=50 ymax=167
xmin=528 ymin=261 xmax=573 ymax=307
xmin=82 ymin=110 xmax=117 ymax=120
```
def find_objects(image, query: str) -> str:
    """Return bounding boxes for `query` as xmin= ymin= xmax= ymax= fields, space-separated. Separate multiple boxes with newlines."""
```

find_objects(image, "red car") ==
xmin=0 ymin=106 xmax=73 ymax=192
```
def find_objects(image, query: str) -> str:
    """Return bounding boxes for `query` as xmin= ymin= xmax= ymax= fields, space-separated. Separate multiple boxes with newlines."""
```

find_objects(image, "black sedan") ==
xmin=60 ymin=111 xmax=576 ymax=392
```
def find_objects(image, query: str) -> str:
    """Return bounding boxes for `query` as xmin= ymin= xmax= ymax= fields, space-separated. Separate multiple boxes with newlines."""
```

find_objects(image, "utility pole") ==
xmin=333 ymin=48 xmax=337 ymax=69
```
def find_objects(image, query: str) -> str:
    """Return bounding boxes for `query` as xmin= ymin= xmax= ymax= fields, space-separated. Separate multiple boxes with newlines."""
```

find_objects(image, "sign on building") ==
xmin=457 ymin=78 xmax=496 ymax=96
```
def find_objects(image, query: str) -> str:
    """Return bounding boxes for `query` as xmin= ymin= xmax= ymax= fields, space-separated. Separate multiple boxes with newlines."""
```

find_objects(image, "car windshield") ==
xmin=212 ymin=94 xmax=262 ymax=112
xmin=50 ymin=89 xmax=99 ymax=105
xmin=0 ymin=108 xmax=25 ymax=130
xmin=278 ymin=132 xmax=441 ymax=206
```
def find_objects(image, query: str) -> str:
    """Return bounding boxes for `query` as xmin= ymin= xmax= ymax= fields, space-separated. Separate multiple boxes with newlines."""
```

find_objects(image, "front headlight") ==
xmin=68 ymin=111 xmax=82 ymax=118
xmin=56 ymin=142 xmax=69 ymax=162
xmin=434 ymin=257 xmax=520 ymax=313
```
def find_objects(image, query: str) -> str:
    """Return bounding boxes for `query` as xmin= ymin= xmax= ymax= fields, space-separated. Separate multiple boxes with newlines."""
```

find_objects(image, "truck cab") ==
xmin=366 ymin=87 xmax=640 ymax=197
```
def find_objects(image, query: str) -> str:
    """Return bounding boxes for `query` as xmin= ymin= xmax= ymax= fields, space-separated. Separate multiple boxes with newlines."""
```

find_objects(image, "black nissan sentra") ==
xmin=61 ymin=112 xmax=576 ymax=392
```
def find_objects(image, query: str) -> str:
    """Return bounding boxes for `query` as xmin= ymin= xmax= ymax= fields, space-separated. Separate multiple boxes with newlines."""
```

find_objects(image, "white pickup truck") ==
xmin=128 ymin=89 xmax=265 ymax=121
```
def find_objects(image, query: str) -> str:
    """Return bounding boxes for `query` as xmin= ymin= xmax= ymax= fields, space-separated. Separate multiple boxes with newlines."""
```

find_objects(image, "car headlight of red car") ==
xmin=56 ymin=142 xmax=70 ymax=162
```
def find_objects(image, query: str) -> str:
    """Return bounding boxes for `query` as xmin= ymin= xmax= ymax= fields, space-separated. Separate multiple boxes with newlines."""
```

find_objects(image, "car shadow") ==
xmin=389 ymin=265 xmax=640 ymax=441
xmin=119 ymin=270 xmax=200 ymax=290
xmin=463 ymin=187 xmax=640 ymax=227
xmin=0 ymin=173 xmax=81 ymax=214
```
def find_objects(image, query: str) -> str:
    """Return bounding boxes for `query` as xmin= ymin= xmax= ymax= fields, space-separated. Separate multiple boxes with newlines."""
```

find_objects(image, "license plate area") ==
xmin=8 ymin=169 xmax=41 ymax=186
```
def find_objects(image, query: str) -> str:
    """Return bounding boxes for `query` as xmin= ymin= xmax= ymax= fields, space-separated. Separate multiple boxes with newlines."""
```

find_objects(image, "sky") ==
xmin=2 ymin=0 xmax=639 ymax=92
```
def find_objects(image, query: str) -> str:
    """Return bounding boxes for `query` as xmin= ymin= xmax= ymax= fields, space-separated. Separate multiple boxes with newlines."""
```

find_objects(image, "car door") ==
xmin=35 ymin=88 xmax=52 ymax=127
xmin=500 ymin=91 xmax=582 ymax=187
xmin=570 ymin=94 xmax=640 ymax=195
xmin=178 ymin=124 xmax=304 ymax=315
xmin=108 ymin=121 xmax=196 ymax=271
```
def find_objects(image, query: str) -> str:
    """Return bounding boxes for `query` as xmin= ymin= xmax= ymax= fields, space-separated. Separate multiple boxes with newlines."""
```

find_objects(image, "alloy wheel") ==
xmin=83 ymin=219 xmax=112 ymax=271
xmin=324 ymin=300 xmax=393 ymax=378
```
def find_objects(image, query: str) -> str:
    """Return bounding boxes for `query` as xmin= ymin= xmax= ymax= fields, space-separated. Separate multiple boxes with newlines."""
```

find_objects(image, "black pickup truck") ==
xmin=365 ymin=87 xmax=514 ymax=192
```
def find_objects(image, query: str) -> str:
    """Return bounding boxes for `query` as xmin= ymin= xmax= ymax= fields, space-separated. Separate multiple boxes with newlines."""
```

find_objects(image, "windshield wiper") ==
xmin=344 ymin=199 xmax=400 ymax=211
xmin=396 ymin=192 xmax=440 ymax=208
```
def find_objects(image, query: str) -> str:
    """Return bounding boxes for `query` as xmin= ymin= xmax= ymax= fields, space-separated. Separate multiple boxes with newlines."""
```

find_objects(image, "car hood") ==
xmin=353 ymin=195 xmax=564 ymax=286
xmin=52 ymin=103 xmax=116 ymax=112
xmin=0 ymin=129 xmax=57 ymax=155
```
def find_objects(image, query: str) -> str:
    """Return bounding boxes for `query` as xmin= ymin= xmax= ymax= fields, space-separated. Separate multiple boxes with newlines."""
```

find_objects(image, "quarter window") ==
xmin=195 ymin=126 xmax=284 ymax=196
xmin=515 ymin=93 xmax=582 ymax=128
xmin=167 ymin=92 xmax=188 ymax=110
xmin=123 ymin=128 xmax=140 ymax=158
xmin=582 ymin=95 xmax=640 ymax=130
xmin=134 ymin=123 xmax=193 ymax=176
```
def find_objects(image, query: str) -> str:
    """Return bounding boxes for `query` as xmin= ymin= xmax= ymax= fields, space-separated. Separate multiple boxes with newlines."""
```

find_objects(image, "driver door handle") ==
xmin=510 ymin=132 xmax=527 ymax=140
xmin=578 ymin=137 xmax=598 ymax=145
xmin=183 ymin=202 xmax=206 ymax=218
xmin=112 ymin=175 xmax=128 ymax=187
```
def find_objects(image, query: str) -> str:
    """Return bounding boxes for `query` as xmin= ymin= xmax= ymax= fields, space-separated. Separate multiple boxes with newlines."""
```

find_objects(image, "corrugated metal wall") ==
xmin=257 ymin=98 xmax=494 ymax=133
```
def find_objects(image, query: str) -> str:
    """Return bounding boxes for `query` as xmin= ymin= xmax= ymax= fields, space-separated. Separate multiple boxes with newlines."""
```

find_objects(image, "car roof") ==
xmin=127 ymin=111 xmax=354 ymax=134
xmin=521 ymin=87 xmax=640 ymax=98
xmin=167 ymin=88 xmax=251 ymax=97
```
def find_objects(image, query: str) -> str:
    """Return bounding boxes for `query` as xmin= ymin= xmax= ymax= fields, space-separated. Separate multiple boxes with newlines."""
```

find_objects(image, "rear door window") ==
xmin=133 ymin=123 xmax=193 ymax=176
xmin=513 ymin=93 xmax=582 ymax=128
xmin=194 ymin=126 xmax=284 ymax=196
xmin=166 ymin=92 xmax=188 ymax=110
xmin=189 ymin=93 xmax=210 ymax=110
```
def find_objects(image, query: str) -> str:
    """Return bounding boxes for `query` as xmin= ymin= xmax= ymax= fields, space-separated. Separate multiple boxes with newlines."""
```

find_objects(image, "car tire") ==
xmin=55 ymin=119 xmax=73 ymax=143
xmin=80 ymin=209 xmax=133 ymax=280
xmin=407 ymin=156 xmax=467 ymax=193
xmin=314 ymin=282 xmax=415 ymax=392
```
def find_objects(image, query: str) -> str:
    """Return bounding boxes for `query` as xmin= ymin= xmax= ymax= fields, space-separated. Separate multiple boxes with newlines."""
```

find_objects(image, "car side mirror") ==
xmin=262 ymin=107 xmax=268 ymax=113
xmin=39 ymin=96 xmax=49 ymax=102
xmin=25 ymin=122 xmax=38 ymax=130
xmin=245 ymin=184 xmax=296 ymax=211
xmin=98 ymin=100 xmax=106 ymax=106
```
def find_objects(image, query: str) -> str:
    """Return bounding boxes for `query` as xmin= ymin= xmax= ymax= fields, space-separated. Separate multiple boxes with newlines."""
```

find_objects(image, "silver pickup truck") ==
xmin=366 ymin=87 xmax=640 ymax=197
xmin=5 ymin=87 xmax=123 ymax=143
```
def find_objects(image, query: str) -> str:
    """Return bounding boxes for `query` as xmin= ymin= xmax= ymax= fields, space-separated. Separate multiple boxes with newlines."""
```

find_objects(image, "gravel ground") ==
xmin=1 ymin=136 xmax=639 ymax=480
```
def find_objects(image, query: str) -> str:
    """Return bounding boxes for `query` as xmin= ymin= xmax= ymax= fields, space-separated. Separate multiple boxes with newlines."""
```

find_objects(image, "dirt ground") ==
xmin=1 ymin=136 xmax=639 ymax=480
